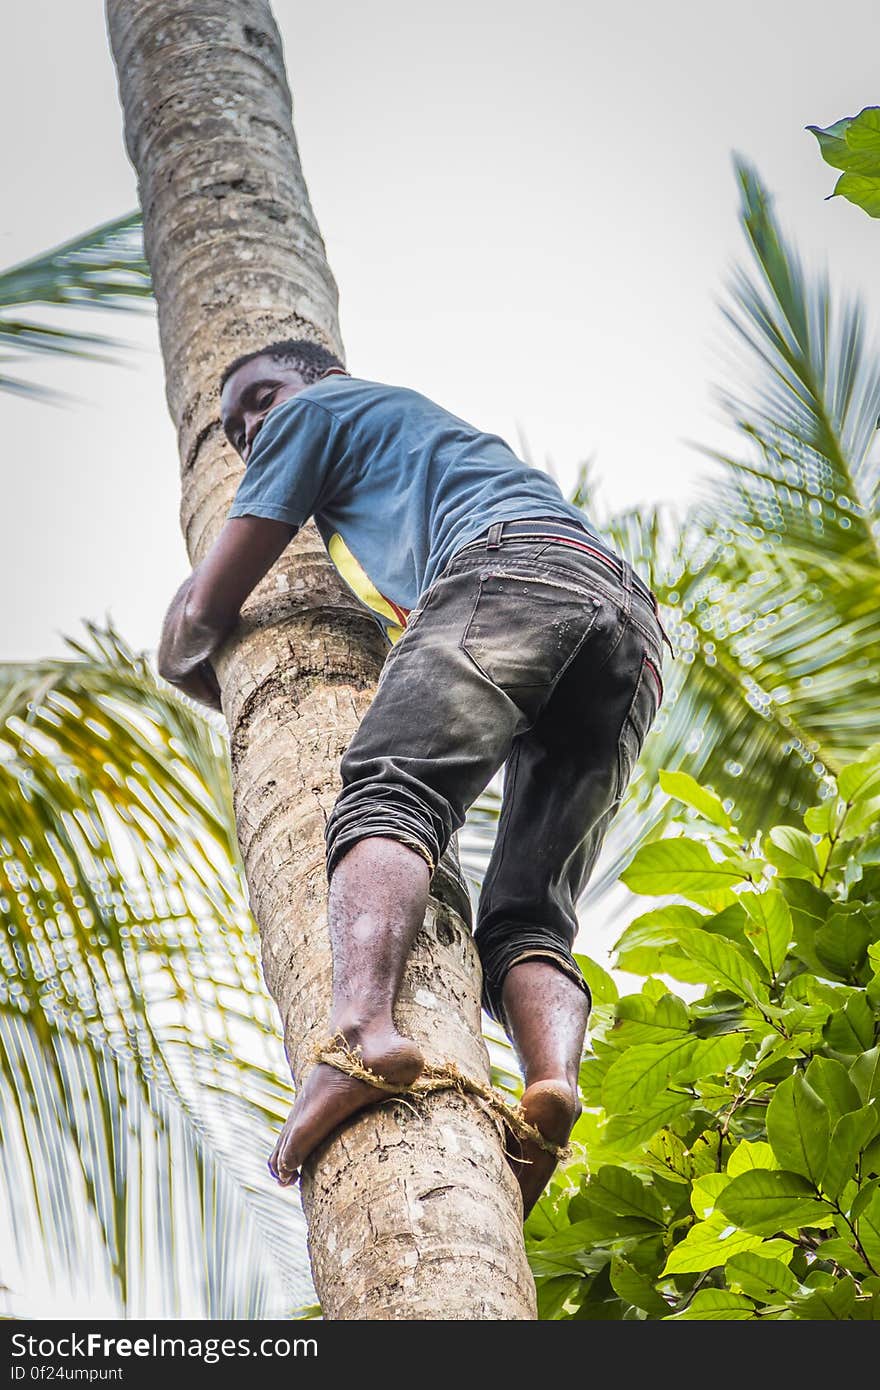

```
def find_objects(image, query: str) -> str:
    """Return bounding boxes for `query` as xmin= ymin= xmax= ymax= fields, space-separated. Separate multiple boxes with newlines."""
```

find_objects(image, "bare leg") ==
xmin=269 ymin=836 xmax=430 ymax=1185
xmin=501 ymin=960 xmax=589 ymax=1218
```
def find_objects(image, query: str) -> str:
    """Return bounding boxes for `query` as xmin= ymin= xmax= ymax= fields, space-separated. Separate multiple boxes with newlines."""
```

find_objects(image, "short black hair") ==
xmin=220 ymin=337 xmax=345 ymax=391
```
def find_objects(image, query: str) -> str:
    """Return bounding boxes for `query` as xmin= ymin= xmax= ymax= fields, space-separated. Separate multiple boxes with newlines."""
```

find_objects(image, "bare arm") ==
xmin=158 ymin=514 xmax=295 ymax=708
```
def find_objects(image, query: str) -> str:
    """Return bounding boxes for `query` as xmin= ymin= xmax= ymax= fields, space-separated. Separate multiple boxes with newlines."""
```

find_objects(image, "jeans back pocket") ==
xmin=460 ymin=569 xmax=603 ymax=724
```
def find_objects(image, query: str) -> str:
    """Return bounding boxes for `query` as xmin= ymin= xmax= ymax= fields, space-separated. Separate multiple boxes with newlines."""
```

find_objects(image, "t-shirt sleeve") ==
xmin=227 ymin=399 xmax=338 ymax=530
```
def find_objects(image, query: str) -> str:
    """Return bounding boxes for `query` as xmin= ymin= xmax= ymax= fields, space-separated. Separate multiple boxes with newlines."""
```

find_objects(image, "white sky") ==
xmin=1 ymin=0 xmax=877 ymax=666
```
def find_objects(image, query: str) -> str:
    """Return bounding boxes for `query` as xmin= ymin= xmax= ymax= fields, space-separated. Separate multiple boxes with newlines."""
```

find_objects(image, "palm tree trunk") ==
xmin=106 ymin=0 xmax=536 ymax=1320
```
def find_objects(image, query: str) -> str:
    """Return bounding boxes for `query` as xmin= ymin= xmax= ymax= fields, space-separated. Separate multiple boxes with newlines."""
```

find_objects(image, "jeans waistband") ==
xmin=455 ymin=517 xmax=676 ymax=657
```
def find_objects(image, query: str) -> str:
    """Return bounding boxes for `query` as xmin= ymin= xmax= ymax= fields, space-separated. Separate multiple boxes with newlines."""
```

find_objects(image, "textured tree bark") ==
xmin=106 ymin=0 xmax=536 ymax=1319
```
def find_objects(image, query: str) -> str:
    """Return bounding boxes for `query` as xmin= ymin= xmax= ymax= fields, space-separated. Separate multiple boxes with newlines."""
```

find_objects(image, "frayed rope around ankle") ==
xmin=312 ymin=1032 xmax=574 ymax=1162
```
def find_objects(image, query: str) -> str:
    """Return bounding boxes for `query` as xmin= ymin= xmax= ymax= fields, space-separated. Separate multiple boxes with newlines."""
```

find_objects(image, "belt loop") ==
xmin=486 ymin=522 xmax=504 ymax=551
xmin=619 ymin=556 xmax=634 ymax=621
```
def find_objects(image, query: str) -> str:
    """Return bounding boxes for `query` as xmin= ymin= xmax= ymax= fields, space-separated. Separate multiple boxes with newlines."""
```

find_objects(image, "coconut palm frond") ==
xmin=0 ymin=625 xmax=311 ymax=1317
xmin=0 ymin=1018 xmax=275 ymax=1318
xmin=707 ymin=160 xmax=880 ymax=560
xmin=0 ymin=213 xmax=151 ymax=314
xmin=0 ymin=213 xmax=151 ymax=400
xmin=500 ymin=163 xmax=880 ymax=942
xmin=625 ymin=167 xmax=877 ymax=808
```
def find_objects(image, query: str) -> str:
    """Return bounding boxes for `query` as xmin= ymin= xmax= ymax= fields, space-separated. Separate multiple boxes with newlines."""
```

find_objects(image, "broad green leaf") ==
xmin=766 ymin=1073 xmax=829 ymax=1184
xmin=666 ymin=1289 xmax=756 ymax=1320
xmin=804 ymin=798 xmax=843 ymax=837
xmin=688 ymin=991 xmax=748 ymax=1038
xmin=832 ymin=172 xmax=880 ymax=218
xmin=756 ymin=995 xmax=830 ymax=1032
xmin=578 ymin=1054 xmax=611 ymax=1106
xmin=573 ymin=952 xmax=618 ymax=1007
xmin=726 ymin=1251 xmax=800 ymax=1302
xmin=751 ymin=1034 xmax=810 ymax=1085
xmin=727 ymin=1140 xmax=779 ymax=1177
xmin=633 ymin=951 xmax=730 ymax=989
xmin=693 ymin=886 xmax=742 ymax=914
xmin=645 ymin=1129 xmax=691 ymax=1181
xmin=657 ymin=769 xmax=732 ymax=828
xmin=612 ymin=991 xmax=690 ymax=1046
xmin=613 ymin=904 xmax=705 ymax=954
xmin=700 ymin=901 xmax=750 ymax=944
xmin=808 ymin=116 xmax=858 ymax=171
xmin=570 ymin=1298 xmax=625 ymax=1320
xmin=602 ymin=1033 xmax=742 ymax=1112
xmin=690 ymin=1172 xmax=731 ymax=1219
xmin=602 ymin=1091 xmax=693 ymax=1152
xmin=534 ymin=1274 xmax=580 ymax=1320
xmin=766 ymin=826 xmax=820 ymax=881
xmin=844 ymin=794 xmax=880 ymax=837
xmin=609 ymin=1257 xmax=669 ymax=1316
xmin=620 ymin=838 xmax=743 ymax=898
xmin=691 ymin=1032 xmax=747 ymax=1076
xmin=825 ymin=996 xmax=876 ymax=1054
xmin=851 ymin=1292 xmax=880 ymax=1319
xmin=852 ymin=1177 xmax=880 ymax=1222
xmin=809 ymin=109 xmax=880 ymax=175
xmin=717 ymin=1169 xmax=831 ymax=1237
xmin=837 ymin=743 xmax=880 ymax=801
xmin=814 ymin=909 xmax=871 ymax=978
xmin=602 ymin=1037 xmax=697 ymax=1111
xmin=785 ymin=974 xmax=844 ymax=1008
xmin=850 ymin=1046 xmax=880 ymax=1102
xmin=780 ymin=878 xmax=835 ymax=922
xmin=690 ymin=1130 xmax=724 ymax=1177
xmin=582 ymin=1166 xmax=665 ymax=1225
xmin=622 ymin=1232 xmax=667 ymax=1277
xmin=642 ymin=977 xmax=671 ymax=1001
xmin=671 ymin=926 xmax=767 ymax=998
xmin=612 ymin=905 xmax=705 ymax=975
xmin=663 ymin=1212 xmax=765 ymax=1274
xmin=816 ymin=1238 xmax=871 ymax=1275
xmin=741 ymin=889 xmax=792 ymax=976
xmin=857 ymin=1188 xmax=880 ymax=1269
xmin=792 ymin=1275 xmax=857 ymax=1320
xmin=804 ymin=1057 xmax=862 ymax=1126
xmin=526 ymin=1220 xmax=643 ymax=1277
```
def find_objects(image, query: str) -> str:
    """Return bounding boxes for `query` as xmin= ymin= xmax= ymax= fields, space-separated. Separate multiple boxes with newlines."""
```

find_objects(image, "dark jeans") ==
xmin=324 ymin=517 xmax=668 ymax=1027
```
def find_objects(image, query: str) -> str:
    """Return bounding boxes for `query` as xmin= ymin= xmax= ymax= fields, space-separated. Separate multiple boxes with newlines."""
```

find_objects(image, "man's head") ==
xmin=220 ymin=338 xmax=346 ymax=461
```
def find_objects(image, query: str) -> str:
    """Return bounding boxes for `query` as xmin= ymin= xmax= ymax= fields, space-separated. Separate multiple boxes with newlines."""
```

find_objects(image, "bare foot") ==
xmin=269 ymin=1026 xmax=424 ymax=1186
xmin=506 ymin=1079 xmax=580 ymax=1219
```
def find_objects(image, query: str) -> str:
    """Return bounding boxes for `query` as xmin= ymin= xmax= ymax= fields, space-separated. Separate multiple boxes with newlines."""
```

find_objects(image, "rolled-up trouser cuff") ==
xmin=475 ymin=926 xmax=592 ymax=1030
xmin=326 ymin=823 xmax=436 ymax=879
xmin=325 ymin=782 xmax=447 ymax=882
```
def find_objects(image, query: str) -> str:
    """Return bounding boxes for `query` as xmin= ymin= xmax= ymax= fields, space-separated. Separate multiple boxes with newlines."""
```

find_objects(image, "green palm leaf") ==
xmin=636 ymin=163 xmax=876 ymax=814
xmin=710 ymin=161 xmax=880 ymax=557
xmin=0 ymin=625 xmax=310 ymax=1317
xmin=0 ymin=213 xmax=151 ymax=400
xmin=476 ymin=161 xmax=880 ymax=942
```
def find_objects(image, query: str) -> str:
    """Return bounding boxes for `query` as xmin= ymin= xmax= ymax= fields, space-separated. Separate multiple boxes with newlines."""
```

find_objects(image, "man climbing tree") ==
xmin=108 ymin=0 xmax=538 ymax=1318
xmin=157 ymin=338 xmax=673 ymax=1215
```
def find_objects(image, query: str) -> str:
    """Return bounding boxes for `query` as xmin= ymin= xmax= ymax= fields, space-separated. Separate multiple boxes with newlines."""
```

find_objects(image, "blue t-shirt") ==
xmin=228 ymin=373 xmax=600 ymax=642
